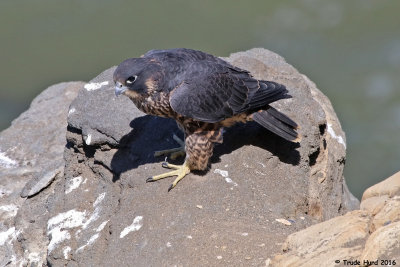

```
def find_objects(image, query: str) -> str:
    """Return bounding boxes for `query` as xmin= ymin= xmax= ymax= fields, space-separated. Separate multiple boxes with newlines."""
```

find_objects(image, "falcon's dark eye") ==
xmin=126 ymin=75 xmax=137 ymax=84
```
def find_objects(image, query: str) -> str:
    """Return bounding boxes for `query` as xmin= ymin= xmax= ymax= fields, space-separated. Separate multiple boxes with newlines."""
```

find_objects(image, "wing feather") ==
xmin=169 ymin=61 xmax=259 ymax=122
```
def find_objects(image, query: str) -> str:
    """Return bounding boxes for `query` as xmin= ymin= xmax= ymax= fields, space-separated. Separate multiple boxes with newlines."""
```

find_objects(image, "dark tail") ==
xmin=251 ymin=106 xmax=301 ymax=142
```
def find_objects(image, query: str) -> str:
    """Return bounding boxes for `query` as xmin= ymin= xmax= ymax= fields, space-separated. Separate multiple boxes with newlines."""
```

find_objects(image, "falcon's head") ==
xmin=113 ymin=58 xmax=161 ymax=97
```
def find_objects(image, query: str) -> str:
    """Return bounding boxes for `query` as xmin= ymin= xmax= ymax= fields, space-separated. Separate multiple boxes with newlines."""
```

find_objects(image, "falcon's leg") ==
xmin=146 ymin=131 xmax=214 ymax=191
xmin=154 ymin=134 xmax=185 ymax=160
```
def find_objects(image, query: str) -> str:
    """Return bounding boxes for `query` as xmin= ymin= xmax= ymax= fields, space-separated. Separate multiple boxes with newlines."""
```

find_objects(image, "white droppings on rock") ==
xmin=75 ymin=229 xmax=82 ymax=238
xmin=240 ymin=232 xmax=249 ymax=236
xmin=85 ymin=134 xmax=92 ymax=145
xmin=27 ymin=252 xmax=41 ymax=264
xmin=166 ymin=242 xmax=172 ymax=247
xmin=93 ymin=192 xmax=106 ymax=207
xmin=68 ymin=107 xmax=76 ymax=116
xmin=82 ymin=178 xmax=88 ymax=184
xmin=214 ymin=169 xmax=238 ymax=186
xmin=96 ymin=220 xmax=109 ymax=232
xmin=214 ymin=169 xmax=229 ymax=177
xmin=84 ymin=81 xmax=109 ymax=91
xmin=0 ymin=204 xmax=19 ymax=218
xmin=120 ymin=216 xmax=143 ymax=238
xmin=0 ymin=151 xmax=18 ymax=169
xmin=76 ymin=233 xmax=100 ymax=253
xmin=63 ymin=246 xmax=71 ymax=259
xmin=217 ymin=256 xmax=223 ymax=260
xmin=82 ymin=193 xmax=106 ymax=229
xmin=327 ymin=123 xmax=346 ymax=148
xmin=255 ymin=170 xmax=266 ymax=176
xmin=187 ymin=235 xmax=193 ymax=239
xmin=257 ymin=162 xmax=266 ymax=168
xmin=0 ymin=227 xmax=18 ymax=246
xmin=47 ymin=209 xmax=87 ymax=252
xmin=65 ymin=176 xmax=83 ymax=194
xmin=225 ymin=177 xmax=238 ymax=186
xmin=9 ymin=255 xmax=17 ymax=265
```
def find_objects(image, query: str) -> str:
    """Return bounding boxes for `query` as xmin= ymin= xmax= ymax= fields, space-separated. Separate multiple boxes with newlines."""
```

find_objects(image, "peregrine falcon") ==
xmin=113 ymin=48 xmax=300 ymax=191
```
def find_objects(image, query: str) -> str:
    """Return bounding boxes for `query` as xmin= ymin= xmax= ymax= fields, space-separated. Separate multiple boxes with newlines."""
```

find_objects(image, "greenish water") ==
xmin=1 ymin=0 xmax=399 ymax=198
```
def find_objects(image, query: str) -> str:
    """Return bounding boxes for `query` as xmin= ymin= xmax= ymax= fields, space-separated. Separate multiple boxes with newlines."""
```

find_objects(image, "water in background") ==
xmin=0 ymin=0 xmax=399 ymax=198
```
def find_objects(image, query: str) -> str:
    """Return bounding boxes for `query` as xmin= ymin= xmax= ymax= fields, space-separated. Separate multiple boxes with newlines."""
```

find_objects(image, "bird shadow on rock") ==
xmin=110 ymin=115 xmax=183 ymax=182
xmin=110 ymin=116 xmax=300 ymax=182
xmin=212 ymin=121 xmax=301 ymax=166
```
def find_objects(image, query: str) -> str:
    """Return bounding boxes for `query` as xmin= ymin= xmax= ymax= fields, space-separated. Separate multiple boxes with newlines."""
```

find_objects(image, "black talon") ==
xmin=167 ymin=184 xmax=174 ymax=192
xmin=146 ymin=177 xmax=154 ymax=183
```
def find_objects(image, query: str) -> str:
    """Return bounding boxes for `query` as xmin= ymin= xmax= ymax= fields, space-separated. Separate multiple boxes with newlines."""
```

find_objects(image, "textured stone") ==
xmin=362 ymin=221 xmax=400 ymax=260
xmin=362 ymin=171 xmax=400 ymax=200
xmin=20 ymin=165 xmax=64 ymax=198
xmin=0 ymin=48 xmax=360 ymax=266
xmin=273 ymin=170 xmax=400 ymax=266
xmin=370 ymin=197 xmax=400 ymax=233
xmin=0 ymin=82 xmax=83 ymax=266
xmin=46 ymin=48 xmax=353 ymax=266
xmin=360 ymin=195 xmax=388 ymax=215
xmin=273 ymin=210 xmax=370 ymax=266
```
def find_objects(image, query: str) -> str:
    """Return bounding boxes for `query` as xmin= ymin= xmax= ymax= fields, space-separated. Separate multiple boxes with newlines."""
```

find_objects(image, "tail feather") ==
xmin=252 ymin=107 xmax=300 ymax=142
xmin=237 ymin=80 xmax=290 ymax=113
xmin=266 ymin=106 xmax=298 ymax=129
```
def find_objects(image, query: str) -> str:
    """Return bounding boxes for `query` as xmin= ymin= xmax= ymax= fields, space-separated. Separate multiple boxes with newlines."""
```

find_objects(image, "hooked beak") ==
xmin=115 ymin=81 xmax=127 ymax=96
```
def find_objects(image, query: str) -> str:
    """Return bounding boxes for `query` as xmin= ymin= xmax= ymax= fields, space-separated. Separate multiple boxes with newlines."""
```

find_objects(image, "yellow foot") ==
xmin=146 ymin=161 xmax=191 ymax=191
xmin=154 ymin=134 xmax=185 ymax=160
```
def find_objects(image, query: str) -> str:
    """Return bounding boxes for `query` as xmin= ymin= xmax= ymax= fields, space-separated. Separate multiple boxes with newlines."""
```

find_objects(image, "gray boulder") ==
xmin=0 ymin=48 xmax=358 ymax=266
xmin=47 ymin=48 xmax=356 ymax=266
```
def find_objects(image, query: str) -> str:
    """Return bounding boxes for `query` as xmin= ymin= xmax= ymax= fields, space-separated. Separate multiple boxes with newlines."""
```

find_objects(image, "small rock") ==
xmin=383 ymin=220 xmax=391 ymax=226
xmin=275 ymin=218 xmax=292 ymax=226
xmin=20 ymin=165 xmax=63 ymax=198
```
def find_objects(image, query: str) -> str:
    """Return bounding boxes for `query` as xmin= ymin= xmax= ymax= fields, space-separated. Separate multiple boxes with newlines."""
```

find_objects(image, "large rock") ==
xmin=42 ymin=48 xmax=354 ymax=266
xmin=273 ymin=170 xmax=400 ymax=266
xmin=0 ymin=82 xmax=83 ymax=266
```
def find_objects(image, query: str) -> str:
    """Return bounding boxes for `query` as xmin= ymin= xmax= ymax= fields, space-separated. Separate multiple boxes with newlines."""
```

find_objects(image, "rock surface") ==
xmin=0 ymin=48 xmax=359 ymax=266
xmin=0 ymin=82 xmax=83 ymax=266
xmin=273 ymin=170 xmax=400 ymax=266
xmin=45 ymin=48 xmax=353 ymax=266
